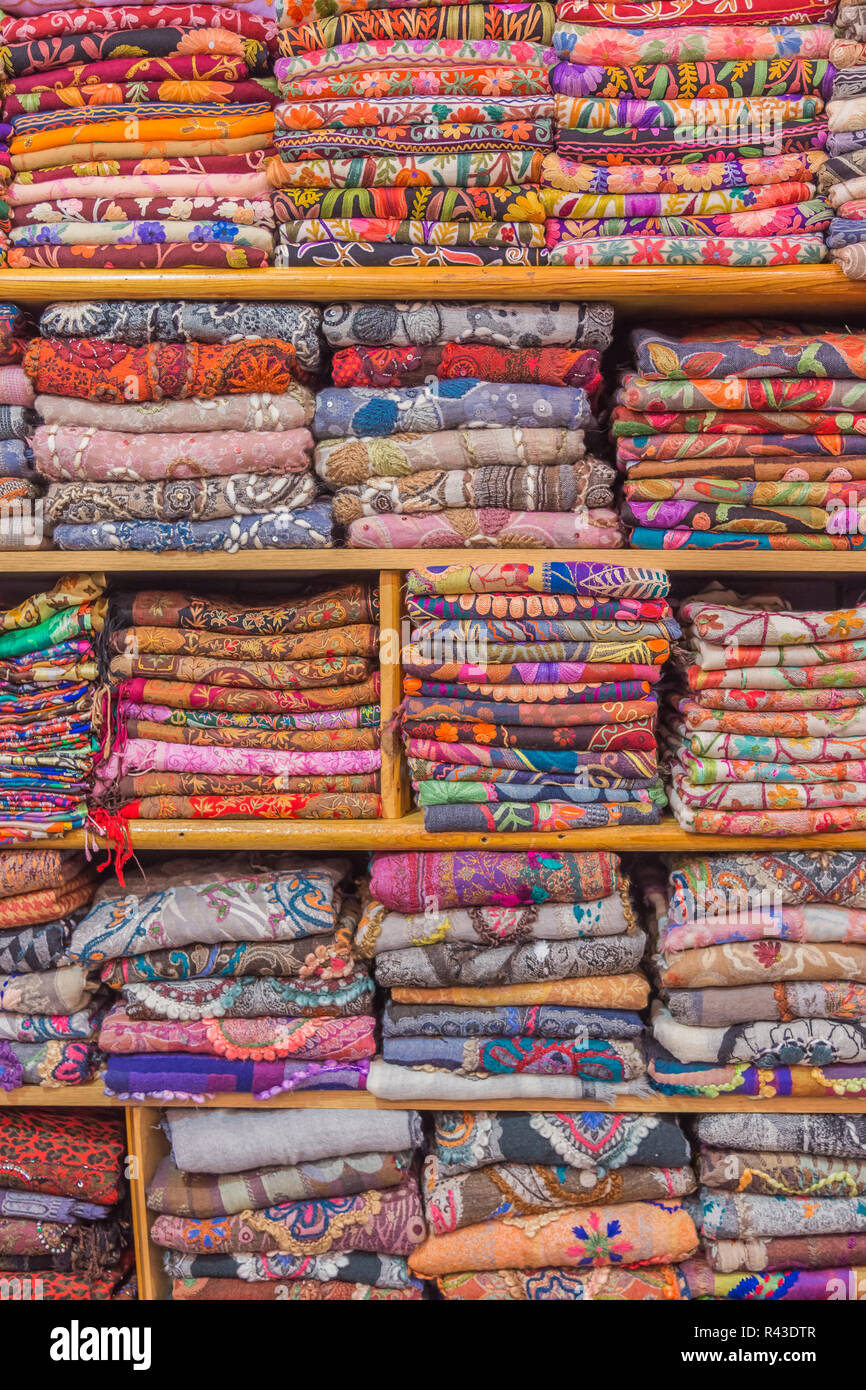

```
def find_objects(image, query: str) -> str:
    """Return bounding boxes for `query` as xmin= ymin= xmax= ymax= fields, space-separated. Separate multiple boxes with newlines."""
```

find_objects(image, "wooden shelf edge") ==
xmin=2 ymin=1086 xmax=866 ymax=1112
xmin=58 ymin=813 xmax=866 ymax=852
xmin=0 ymin=548 xmax=861 ymax=574
xmin=2 ymin=265 xmax=865 ymax=312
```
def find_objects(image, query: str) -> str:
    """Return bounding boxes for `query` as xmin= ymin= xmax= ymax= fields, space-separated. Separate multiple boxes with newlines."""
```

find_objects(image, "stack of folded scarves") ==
xmin=0 ymin=848 xmax=105 ymax=1090
xmin=681 ymin=1113 xmax=866 ymax=1300
xmin=269 ymin=0 xmax=555 ymax=267
xmin=0 ymin=302 xmax=40 ymax=549
xmin=0 ymin=572 xmax=106 ymax=842
xmin=25 ymin=298 xmax=331 ymax=552
xmin=0 ymin=1108 xmax=134 ymax=1299
xmin=409 ymin=1109 xmax=698 ymax=1298
xmin=643 ymin=851 xmax=866 ymax=1100
xmin=1 ymin=0 xmax=280 ymax=268
xmin=151 ymin=1105 xmax=426 ymax=1297
xmin=615 ymin=320 xmax=866 ymax=553
xmin=545 ymin=1 xmax=833 ymax=267
xmin=400 ymin=560 xmax=672 ymax=832
xmin=825 ymin=2 xmax=866 ymax=277
xmin=66 ymin=852 xmax=377 ymax=1100
xmin=665 ymin=588 xmax=866 ymax=836
xmin=361 ymin=848 xmax=654 ymax=1103
xmin=94 ymin=580 xmax=382 ymax=824
xmin=315 ymin=299 xmax=618 ymax=549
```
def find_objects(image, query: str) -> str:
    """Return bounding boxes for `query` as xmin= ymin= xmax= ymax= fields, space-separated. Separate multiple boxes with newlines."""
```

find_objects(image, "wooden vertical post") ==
xmin=379 ymin=568 xmax=410 ymax=820
xmin=126 ymin=1106 xmax=170 ymax=1301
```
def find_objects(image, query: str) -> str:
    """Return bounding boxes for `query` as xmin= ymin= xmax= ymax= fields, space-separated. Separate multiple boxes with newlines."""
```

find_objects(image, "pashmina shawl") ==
xmin=164 ymin=1250 xmax=418 ymax=1288
xmin=24 ymin=340 xmax=310 ymax=402
xmin=372 ymin=933 xmax=647 ymax=988
xmin=698 ymin=1148 xmax=866 ymax=1199
xmin=171 ymin=1278 xmax=420 ymax=1300
xmin=409 ymin=1199 xmax=698 ymax=1275
xmin=70 ymin=854 xmax=348 ymax=962
xmin=40 ymin=301 xmax=321 ymax=369
xmin=437 ymin=1266 xmax=686 ymax=1299
xmin=150 ymin=1176 xmax=425 ymax=1254
xmin=431 ymin=1109 xmax=690 ymax=1173
xmin=0 ymin=1110 xmax=125 ymax=1202
xmin=369 ymin=850 xmax=619 ymax=910
xmin=323 ymin=300 xmax=613 ymax=350
xmin=424 ymin=1158 xmax=695 ymax=1233
xmin=104 ymin=1054 xmax=370 ymax=1100
xmin=147 ymin=1149 xmax=411 ymax=1217
xmin=366 ymin=1060 xmax=648 ymax=1101
xmin=165 ymin=1106 xmax=423 ymax=1173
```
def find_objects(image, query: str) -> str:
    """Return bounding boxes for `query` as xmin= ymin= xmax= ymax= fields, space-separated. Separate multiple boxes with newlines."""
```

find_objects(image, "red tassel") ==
xmin=86 ymin=807 xmax=133 ymax=887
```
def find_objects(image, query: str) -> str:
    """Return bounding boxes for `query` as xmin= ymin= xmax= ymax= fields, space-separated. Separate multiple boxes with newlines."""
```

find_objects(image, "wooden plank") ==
xmin=2 ymin=1087 xmax=865 ymax=1113
xmin=0 ymin=1084 xmax=123 ymax=1106
xmin=126 ymin=1108 xmax=170 ymax=1302
xmin=51 ymin=812 xmax=866 ymax=851
xmin=378 ymin=569 xmax=410 ymax=819
xmin=4 ymin=266 xmax=866 ymax=313
xmin=0 ymin=549 xmax=862 ymax=576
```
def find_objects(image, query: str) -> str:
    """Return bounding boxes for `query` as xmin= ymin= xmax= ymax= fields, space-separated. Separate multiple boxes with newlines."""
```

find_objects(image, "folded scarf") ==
xmin=553 ymin=23 xmax=832 ymax=65
xmin=437 ymin=1266 xmax=686 ymax=1299
xmin=702 ymin=1191 xmax=866 ymax=1240
xmin=698 ymin=1112 xmax=866 ymax=1156
xmin=659 ymin=939 xmax=866 ymax=988
xmin=71 ymin=854 xmax=346 ymax=962
xmin=99 ymin=931 xmax=354 ymax=985
xmin=391 ymin=976 xmax=650 ymax=1009
xmin=382 ymin=1000 xmax=643 ymax=1038
xmin=699 ymin=1147 xmax=866 ymax=1199
xmin=383 ymin=1034 xmax=645 ymax=1081
xmin=552 ymin=58 xmax=833 ymax=99
xmin=101 ymin=1009 xmax=374 ymax=1062
xmin=330 ymin=343 xmax=600 ymax=389
xmin=45 ymin=474 xmax=317 ymax=524
xmin=314 ymin=380 xmax=591 ymax=439
xmin=53 ymin=507 xmax=335 ymax=552
xmin=163 ymin=1249 xmax=418 ymax=1286
xmin=681 ymin=1259 xmax=863 ymax=1300
xmin=369 ymin=849 xmax=618 ymax=910
xmin=706 ymin=1232 xmax=866 ymax=1272
xmin=356 ymin=894 xmax=635 ymax=954
xmin=267 ymin=151 xmax=543 ymax=188
xmin=147 ymin=1146 xmax=408 ymax=1217
xmin=121 ymin=967 xmax=374 ymax=1020
xmin=25 ymin=339 xmax=308 ymax=402
xmin=171 ymin=1278 xmax=420 ymax=1300
xmin=279 ymin=5 xmax=555 ymax=51
xmin=104 ymin=1054 xmax=370 ymax=1100
xmin=0 ymin=1109 xmax=125 ymax=1202
xmin=345 ymin=509 xmax=621 ymax=548
xmin=0 ymin=1037 xmax=100 ymax=1089
xmin=667 ymin=982 xmax=866 ymax=1027
xmin=649 ymin=1051 xmax=866 ymax=1098
xmin=410 ymin=1199 xmax=697 ymax=1275
xmin=150 ymin=1176 xmax=425 ymax=1254
xmin=367 ymin=1059 xmax=648 ymax=1100
xmin=425 ymin=1157 xmax=694 ymax=1233
xmin=653 ymin=1005 xmax=866 ymax=1067
xmin=374 ymin=932 xmax=646 ymax=988
xmin=274 ymin=185 xmax=546 ymax=222
xmin=330 ymin=463 xmax=611 ymax=521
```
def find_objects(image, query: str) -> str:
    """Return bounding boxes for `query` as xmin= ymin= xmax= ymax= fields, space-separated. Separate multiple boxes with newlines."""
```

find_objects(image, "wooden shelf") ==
xmin=4 ymin=265 xmax=866 ymax=313
xmin=59 ymin=812 xmax=866 ymax=852
xmin=0 ymin=549 xmax=861 ymax=575
xmin=3 ymin=1085 xmax=865 ymax=1113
